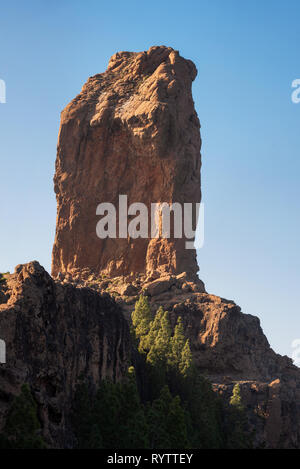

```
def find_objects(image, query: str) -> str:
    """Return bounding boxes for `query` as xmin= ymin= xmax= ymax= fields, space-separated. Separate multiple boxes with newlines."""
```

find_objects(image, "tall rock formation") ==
xmin=0 ymin=262 xmax=131 ymax=447
xmin=52 ymin=46 xmax=201 ymax=280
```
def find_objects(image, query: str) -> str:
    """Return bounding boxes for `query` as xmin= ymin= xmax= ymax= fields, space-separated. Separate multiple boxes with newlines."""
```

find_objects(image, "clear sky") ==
xmin=1 ymin=0 xmax=299 ymax=359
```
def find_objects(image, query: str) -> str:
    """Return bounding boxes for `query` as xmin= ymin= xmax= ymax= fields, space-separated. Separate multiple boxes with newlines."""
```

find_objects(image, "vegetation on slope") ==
xmin=72 ymin=295 xmax=252 ymax=449
xmin=0 ymin=384 xmax=46 ymax=449
xmin=0 ymin=295 xmax=253 ymax=449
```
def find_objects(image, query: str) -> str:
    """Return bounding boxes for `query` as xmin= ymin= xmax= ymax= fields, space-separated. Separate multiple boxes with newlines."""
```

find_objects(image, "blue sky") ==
xmin=0 ymin=0 xmax=299 ymax=358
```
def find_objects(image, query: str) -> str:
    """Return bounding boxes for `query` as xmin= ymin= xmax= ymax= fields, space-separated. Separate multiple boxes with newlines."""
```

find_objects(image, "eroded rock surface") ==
xmin=2 ymin=45 xmax=300 ymax=448
xmin=52 ymin=46 xmax=201 ymax=280
xmin=0 ymin=262 xmax=131 ymax=447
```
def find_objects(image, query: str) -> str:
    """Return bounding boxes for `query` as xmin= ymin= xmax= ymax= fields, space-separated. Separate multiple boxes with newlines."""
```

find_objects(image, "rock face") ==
xmin=2 ymin=46 xmax=300 ymax=448
xmin=146 ymin=288 xmax=300 ymax=448
xmin=52 ymin=46 xmax=201 ymax=280
xmin=0 ymin=262 xmax=131 ymax=447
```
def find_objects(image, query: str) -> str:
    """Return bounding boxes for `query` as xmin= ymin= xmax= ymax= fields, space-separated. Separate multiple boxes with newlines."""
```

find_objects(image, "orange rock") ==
xmin=52 ymin=46 xmax=201 ymax=280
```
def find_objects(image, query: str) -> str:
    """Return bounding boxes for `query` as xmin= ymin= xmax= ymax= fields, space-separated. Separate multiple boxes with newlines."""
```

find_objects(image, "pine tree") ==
xmin=147 ymin=385 xmax=189 ymax=449
xmin=183 ymin=372 xmax=224 ymax=449
xmin=131 ymin=296 xmax=152 ymax=351
xmin=72 ymin=381 xmax=102 ymax=449
xmin=70 ymin=300 xmax=254 ymax=451
xmin=179 ymin=339 xmax=193 ymax=378
xmin=117 ymin=367 xmax=149 ymax=448
xmin=93 ymin=380 xmax=122 ymax=448
xmin=227 ymin=383 xmax=252 ymax=448
xmin=147 ymin=309 xmax=171 ymax=367
xmin=168 ymin=317 xmax=186 ymax=370
xmin=230 ymin=383 xmax=244 ymax=411
xmin=139 ymin=305 xmax=162 ymax=353
xmin=166 ymin=395 xmax=189 ymax=448
xmin=0 ymin=384 xmax=46 ymax=449
xmin=144 ymin=308 xmax=172 ymax=396
xmin=147 ymin=385 xmax=172 ymax=448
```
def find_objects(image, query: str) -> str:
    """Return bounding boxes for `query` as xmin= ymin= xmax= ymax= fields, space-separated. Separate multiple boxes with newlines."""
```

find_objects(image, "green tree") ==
xmin=117 ymin=367 xmax=149 ymax=448
xmin=73 ymin=368 xmax=150 ymax=449
xmin=179 ymin=339 xmax=193 ymax=378
xmin=167 ymin=316 xmax=193 ymax=392
xmin=230 ymin=383 xmax=244 ymax=411
xmin=182 ymin=372 xmax=224 ymax=449
xmin=72 ymin=302 xmax=255 ymax=451
xmin=141 ymin=308 xmax=172 ymax=397
xmin=147 ymin=386 xmax=171 ymax=448
xmin=0 ymin=384 xmax=46 ymax=449
xmin=168 ymin=317 xmax=186 ymax=369
xmin=227 ymin=383 xmax=252 ymax=448
xmin=167 ymin=395 xmax=189 ymax=448
xmin=139 ymin=306 xmax=163 ymax=353
xmin=147 ymin=385 xmax=189 ymax=449
xmin=72 ymin=381 xmax=102 ymax=449
xmin=147 ymin=309 xmax=171 ymax=367
xmin=93 ymin=380 xmax=122 ymax=448
xmin=131 ymin=296 xmax=152 ymax=350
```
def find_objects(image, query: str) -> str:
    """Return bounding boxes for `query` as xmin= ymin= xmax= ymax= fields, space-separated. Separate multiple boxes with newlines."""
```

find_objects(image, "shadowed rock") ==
xmin=0 ymin=262 xmax=131 ymax=447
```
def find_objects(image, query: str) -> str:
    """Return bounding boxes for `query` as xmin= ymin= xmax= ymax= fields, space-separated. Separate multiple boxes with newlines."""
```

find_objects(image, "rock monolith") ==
xmin=52 ymin=46 xmax=202 ymax=281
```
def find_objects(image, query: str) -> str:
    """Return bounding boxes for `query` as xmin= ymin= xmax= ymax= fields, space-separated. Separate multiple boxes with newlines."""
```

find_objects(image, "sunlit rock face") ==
xmin=0 ymin=262 xmax=131 ymax=447
xmin=52 ymin=46 xmax=202 ymax=281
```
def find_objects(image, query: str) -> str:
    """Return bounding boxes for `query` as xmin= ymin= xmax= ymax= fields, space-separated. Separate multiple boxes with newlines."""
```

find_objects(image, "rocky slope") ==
xmin=0 ymin=262 xmax=131 ymax=448
xmin=167 ymin=293 xmax=300 ymax=448
xmin=52 ymin=46 xmax=201 ymax=280
xmin=1 ymin=262 xmax=300 ymax=448
xmin=126 ymin=281 xmax=300 ymax=448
